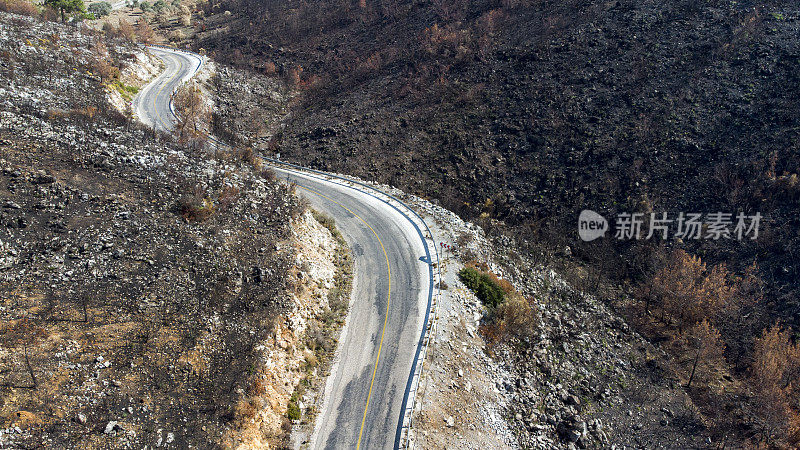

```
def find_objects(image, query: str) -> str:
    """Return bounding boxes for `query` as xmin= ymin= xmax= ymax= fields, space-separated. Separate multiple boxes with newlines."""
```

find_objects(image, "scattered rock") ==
xmin=104 ymin=421 xmax=119 ymax=434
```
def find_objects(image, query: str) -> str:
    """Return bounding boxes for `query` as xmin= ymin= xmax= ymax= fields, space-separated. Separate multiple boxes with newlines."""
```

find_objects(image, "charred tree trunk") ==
xmin=23 ymin=345 xmax=37 ymax=388
xmin=686 ymin=350 xmax=699 ymax=389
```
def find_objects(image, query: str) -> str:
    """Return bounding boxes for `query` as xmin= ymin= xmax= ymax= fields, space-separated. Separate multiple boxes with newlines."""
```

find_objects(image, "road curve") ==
xmin=276 ymin=168 xmax=430 ymax=450
xmin=132 ymin=47 xmax=202 ymax=132
xmin=134 ymin=47 xmax=434 ymax=448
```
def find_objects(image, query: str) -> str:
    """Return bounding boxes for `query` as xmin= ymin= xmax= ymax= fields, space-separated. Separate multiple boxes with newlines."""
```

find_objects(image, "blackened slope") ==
xmin=0 ymin=12 xmax=302 ymax=448
xmin=197 ymin=0 xmax=800 ymax=328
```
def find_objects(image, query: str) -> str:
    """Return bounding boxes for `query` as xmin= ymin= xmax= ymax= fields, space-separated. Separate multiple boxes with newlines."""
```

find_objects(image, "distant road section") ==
xmin=132 ymin=47 xmax=202 ymax=132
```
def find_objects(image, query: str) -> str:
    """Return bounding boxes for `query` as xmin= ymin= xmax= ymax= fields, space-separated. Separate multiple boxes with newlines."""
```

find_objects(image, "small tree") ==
xmin=135 ymin=18 xmax=156 ymax=44
xmin=750 ymin=324 xmax=800 ymax=445
xmin=674 ymin=319 xmax=725 ymax=389
xmin=0 ymin=0 xmax=40 ymax=16
xmin=715 ymin=262 xmax=764 ymax=362
xmin=287 ymin=65 xmax=303 ymax=88
xmin=3 ymin=318 xmax=47 ymax=388
xmin=494 ymin=293 xmax=538 ymax=344
xmin=648 ymin=249 xmax=742 ymax=332
xmin=118 ymin=18 xmax=136 ymax=41
xmin=88 ymin=1 xmax=111 ymax=17
xmin=173 ymin=82 xmax=210 ymax=143
xmin=179 ymin=4 xmax=191 ymax=25
xmin=91 ymin=40 xmax=119 ymax=81
xmin=650 ymin=249 xmax=706 ymax=328
xmin=44 ymin=0 xmax=85 ymax=21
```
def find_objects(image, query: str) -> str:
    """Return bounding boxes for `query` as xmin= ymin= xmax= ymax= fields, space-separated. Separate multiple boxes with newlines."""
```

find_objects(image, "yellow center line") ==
xmin=292 ymin=182 xmax=391 ymax=450
xmin=152 ymin=51 xmax=183 ymax=131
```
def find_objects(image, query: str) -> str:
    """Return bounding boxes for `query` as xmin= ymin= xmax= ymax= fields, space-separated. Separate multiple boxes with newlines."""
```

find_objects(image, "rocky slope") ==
xmin=223 ymin=209 xmax=347 ymax=449
xmin=0 ymin=11 xmax=332 ymax=449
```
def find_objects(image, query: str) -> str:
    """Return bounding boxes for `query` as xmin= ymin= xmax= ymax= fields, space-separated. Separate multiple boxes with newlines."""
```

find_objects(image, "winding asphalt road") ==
xmin=134 ymin=47 xmax=433 ymax=449
xmin=277 ymin=169 xmax=430 ymax=450
xmin=131 ymin=47 xmax=202 ymax=132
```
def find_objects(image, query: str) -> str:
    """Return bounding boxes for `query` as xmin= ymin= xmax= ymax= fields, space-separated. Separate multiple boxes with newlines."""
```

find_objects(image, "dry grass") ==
xmin=0 ymin=0 xmax=39 ymax=17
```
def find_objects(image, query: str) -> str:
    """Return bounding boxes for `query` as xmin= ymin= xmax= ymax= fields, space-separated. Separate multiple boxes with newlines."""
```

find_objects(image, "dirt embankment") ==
xmin=223 ymin=209 xmax=345 ymax=449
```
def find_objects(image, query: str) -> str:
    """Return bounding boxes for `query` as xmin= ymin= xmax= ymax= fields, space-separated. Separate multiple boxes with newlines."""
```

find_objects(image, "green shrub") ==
xmin=311 ymin=209 xmax=335 ymax=229
xmin=458 ymin=266 xmax=505 ymax=307
xmin=286 ymin=401 xmax=301 ymax=420
xmin=311 ymin=209 xmax=342 ymax=240
xmin=109 ymin=80 xmax=139 ymax=101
